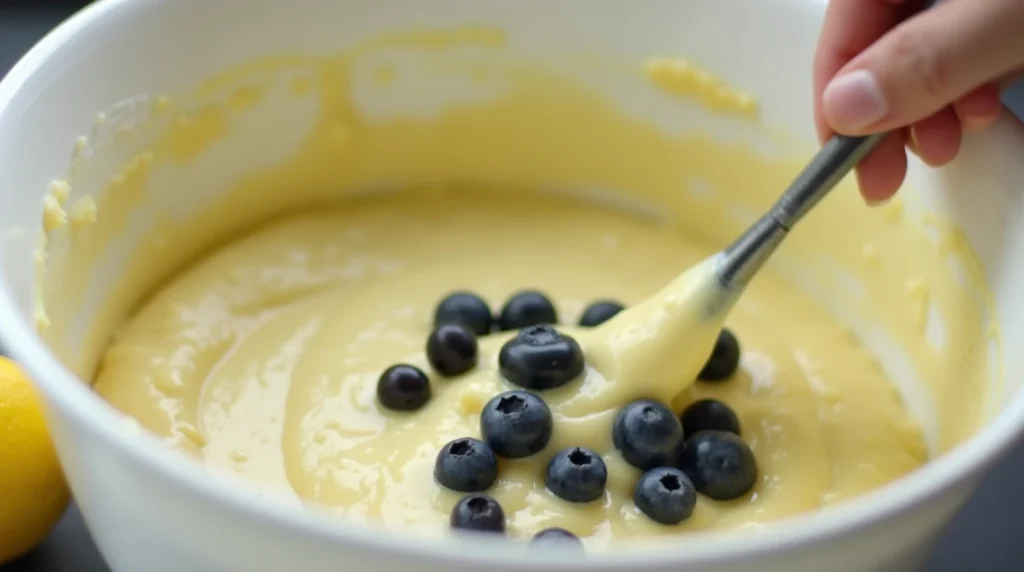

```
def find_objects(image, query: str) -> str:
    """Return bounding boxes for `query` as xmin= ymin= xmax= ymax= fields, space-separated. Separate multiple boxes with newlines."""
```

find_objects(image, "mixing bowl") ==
xmin=1 ymin=0 xmax=1023 ymax=571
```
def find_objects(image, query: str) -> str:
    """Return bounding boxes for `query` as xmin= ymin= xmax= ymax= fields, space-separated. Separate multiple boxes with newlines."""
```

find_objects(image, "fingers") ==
xmin=953 ymin=83 xmax=1004 ymax=132
xmin=812 ymin=1 xmax=922 ymax=202
xmin=813 ymin=0 xmax=918 ymax=143
xmin=855 ymin=131 xmax=908 ymax=204
xmin=909 ymin=106 xmax=962 ymax=167
xmin=822 ymin=0 xmax=1024 ymax=135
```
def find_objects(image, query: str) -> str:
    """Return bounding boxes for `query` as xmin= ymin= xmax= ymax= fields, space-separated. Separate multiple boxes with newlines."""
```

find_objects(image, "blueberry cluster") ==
xmin=376 ymin=291 xmax=618 ymax=415
xmin=435 ymin=290 xmax=624 ymax=334
xmin=612 ymin=328 xmax=755 ymax=526
xmin=420 ymin=291 xmax=598 ymax=545
xmin=375 ymin=289 xmax=754 ymax=544
xmin=373 ymin=296 xmax=487 ymax=414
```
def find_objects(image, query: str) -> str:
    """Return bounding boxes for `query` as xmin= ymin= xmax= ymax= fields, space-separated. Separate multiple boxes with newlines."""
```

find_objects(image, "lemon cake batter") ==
xmin=32 ymin=27 xmax=997 ymax=552
xmin=93 ymin=189 xmax=926 ymax=546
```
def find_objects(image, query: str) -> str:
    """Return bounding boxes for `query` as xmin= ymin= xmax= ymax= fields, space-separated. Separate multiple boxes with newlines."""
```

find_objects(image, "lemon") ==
xmin=0 ymin=357 xmax=69 ymax=564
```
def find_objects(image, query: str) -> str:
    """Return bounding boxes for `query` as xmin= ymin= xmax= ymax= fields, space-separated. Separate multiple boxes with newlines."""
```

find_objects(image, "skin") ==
xmin=813 ymin=0 xmax=1024 ymax=203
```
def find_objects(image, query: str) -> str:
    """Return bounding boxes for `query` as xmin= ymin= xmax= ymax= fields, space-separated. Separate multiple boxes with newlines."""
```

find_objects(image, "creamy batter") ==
xmin=93 ymin=190 xmax=925 ymax=546
xmin=34 ymin=27 xmax=998 ymax=552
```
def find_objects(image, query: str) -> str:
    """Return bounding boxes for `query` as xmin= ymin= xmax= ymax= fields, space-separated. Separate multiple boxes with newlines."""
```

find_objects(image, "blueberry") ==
xmin=634 ymin=467 xmax=697 ymax=525
xmin=434 ymin=291 xmax=493 ymax=336
xmin=450 ymin=494 xmax=505 ymax=533
xmin=426 ymin=323 xmax=478 ymax=377
xmin=376 ymin=364 xmax=431 ymax=411
xmin=578 ymin=300 xmax=624 ymax=327
xmin=498 ymin=291 xmax=558 ymax=331
xmin=612 ymin=400 xmax=684 ymax=470
xmin=435 ymin=438 xmax=498 ymax=492
xmin=480 ymin=391 xmax=553 ymax=458
xmin=680 ymin=399 xmax=741 ymax=437
xmin=676 ymin=431 xmax=757 ymax=501
xmin=698 ymin=328 xmax=741 ymax=382
xmin=545 ymin=447 xmax=607 ymax=503
xmin=530 ymin=528 xmax=584 ymax=551
xmin=498 ymin=325 xmax=585 ymax=390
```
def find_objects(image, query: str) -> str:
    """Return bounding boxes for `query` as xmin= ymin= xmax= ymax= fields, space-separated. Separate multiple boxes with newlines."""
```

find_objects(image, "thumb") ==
xmin=822 ymin=0 xmax=1024 ymax=135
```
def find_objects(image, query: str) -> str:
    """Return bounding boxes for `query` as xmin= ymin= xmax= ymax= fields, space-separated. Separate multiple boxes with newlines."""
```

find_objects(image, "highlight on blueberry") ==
xmin=578 ymin=300 xmax=624 ymax=327
xmin=434 ymin=291 xmax=493 ymax=336
xmin=698 ymin=328 xmax=741 ymax=381
xmin=426 ymin=323 xmax=478 ymax=377
xmin=633 ymin=466 xmax=698 ymax=525
xmin=545 ymin=447 xmax=607 ymax=503
xmin=450 ymin=494 xmax=505 ymax=533
xmin=676 ymin=430 xmax=757 ymax=501
xmin=498 ymin=325 xmax=585 ymax=390
xmin=680 ymin=399 xmax=741 ymax=437
xmin=612 ymin=400 xmax=684 ymax=470
xmin=480 ymin=390 xmax=553 ymax=459
xmin=497 ymin=290 xmax=558 ymax=331
xmin=434 ymin=437 xmax=498 ymax=492
xmin=530 ymin=527 xmax=584 ymax=551
xmin=376 ymin=364 xmax=431 ymax=412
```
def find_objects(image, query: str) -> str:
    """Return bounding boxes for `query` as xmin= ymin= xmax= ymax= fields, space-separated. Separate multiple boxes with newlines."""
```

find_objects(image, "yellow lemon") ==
xmin=0 ymin=357 xmax=69 ymax=564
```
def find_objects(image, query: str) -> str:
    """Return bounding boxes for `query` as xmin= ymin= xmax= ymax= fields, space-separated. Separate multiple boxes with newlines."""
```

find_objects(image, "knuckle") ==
xmin=887 ymin=26 xmax=951 ymax=102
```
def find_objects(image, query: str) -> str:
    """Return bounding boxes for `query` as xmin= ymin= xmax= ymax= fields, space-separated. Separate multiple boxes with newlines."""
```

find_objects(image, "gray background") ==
xmin=1 ymin=2 xmax=1022 ymax=571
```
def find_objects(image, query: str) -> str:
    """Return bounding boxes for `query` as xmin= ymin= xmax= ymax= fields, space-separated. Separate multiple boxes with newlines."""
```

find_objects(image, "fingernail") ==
xmin=823 ymin=69 xmax=889 ymax=132
xmin=906 ymin=128 xmax=920 ymax=155
xmin=960 ymin=115 xmax=987 ymax=132
xmin=960 ymin=109 xmax=1000 ymax=132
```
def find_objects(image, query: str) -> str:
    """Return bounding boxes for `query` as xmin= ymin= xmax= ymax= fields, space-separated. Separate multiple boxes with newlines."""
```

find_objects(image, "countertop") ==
xmin=2 ymin=4 xmax=1022 ymax=571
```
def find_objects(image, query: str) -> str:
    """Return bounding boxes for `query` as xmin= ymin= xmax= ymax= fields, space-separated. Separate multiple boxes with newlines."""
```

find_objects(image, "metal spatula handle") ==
xmin=715 ymin=132 xmax=887 ymax=289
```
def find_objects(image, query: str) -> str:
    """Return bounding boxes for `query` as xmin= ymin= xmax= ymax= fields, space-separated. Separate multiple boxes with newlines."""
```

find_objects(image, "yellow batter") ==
xmin=35 ymin=27 xmax=997 ymax=551
xmin=93 ymin=189 xmax=926 ymax=546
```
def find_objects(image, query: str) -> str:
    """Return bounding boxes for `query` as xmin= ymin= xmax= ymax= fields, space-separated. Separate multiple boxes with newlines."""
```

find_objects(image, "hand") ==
xmin=813 ymin=0 xmax=1024 ymax=204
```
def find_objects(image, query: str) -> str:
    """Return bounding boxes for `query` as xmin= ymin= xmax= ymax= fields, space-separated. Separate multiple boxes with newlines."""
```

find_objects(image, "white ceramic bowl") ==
xmin=2 ymin=1 xmax=1024 ymax=571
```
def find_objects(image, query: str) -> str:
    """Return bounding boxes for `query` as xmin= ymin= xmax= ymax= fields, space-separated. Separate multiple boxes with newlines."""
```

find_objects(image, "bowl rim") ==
xmin=2 ymin=0 xmax=1024 ymax=567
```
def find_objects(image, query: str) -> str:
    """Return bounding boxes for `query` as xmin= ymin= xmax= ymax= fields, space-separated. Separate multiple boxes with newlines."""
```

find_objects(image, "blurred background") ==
xmin=0 ymin=1 xmax=1022 ymax=571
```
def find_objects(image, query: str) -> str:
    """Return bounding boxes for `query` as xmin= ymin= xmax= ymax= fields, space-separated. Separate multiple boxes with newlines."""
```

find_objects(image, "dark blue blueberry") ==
xmin=680 ymin=399 xmax=741 ymax=437
xmin=498 ymin=325 xmax=585 ymax=390
xmin=498 ymin=291 xmax=558 ymax=331
xmin=480 ymin=391 xmax=553 ymax=459
xmin=698 ymin=328 xmax=741 ymax=382
xmin=578 ymin=300 xmax=625 ymax=327
xmin=612 ymin=400 xmax=684 ymax=470
xmin=676 ymin=431 xmax=757 ymax=501
xmin=530 ymin=528 xmax=584 ymax=551
xmin=434 ymin=291 xmax=493 ymax=336
xmin=545 ymin=447 xmax=607 ymax=503
xmin=376 ymin=364 xmax=431 ymax=411
xmin=633 ymin=467 xmax=697 ymax=525
xmin=449 ymin=494 xmax=505 ymax=533
xmin=434 ymin=437 xmax=498 ymax=492
xmin=426 ymin=323 xmax=478 ymax=377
